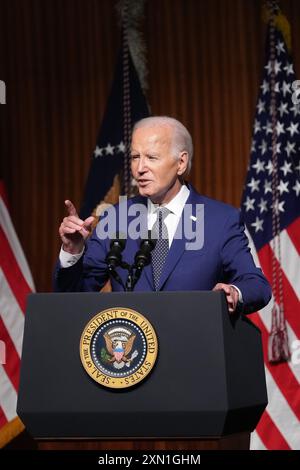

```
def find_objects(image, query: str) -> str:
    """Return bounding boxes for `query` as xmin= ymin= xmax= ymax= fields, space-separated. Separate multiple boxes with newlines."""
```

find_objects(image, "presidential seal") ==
xmin=79 ymin=307 xmax=158 ymax=389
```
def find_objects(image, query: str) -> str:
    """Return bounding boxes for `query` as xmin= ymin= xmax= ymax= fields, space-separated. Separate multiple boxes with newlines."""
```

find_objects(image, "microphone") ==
xmin=105 ymin=236 xmax=126 ymax=270
xmin=134 ymin=236 xmax=156 ymax=269
xmin=105 ymin=233 xmax=127 ymax=291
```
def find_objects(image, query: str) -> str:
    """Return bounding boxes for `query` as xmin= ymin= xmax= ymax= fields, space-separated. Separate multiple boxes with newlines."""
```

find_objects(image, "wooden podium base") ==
xmin=37 ymin=433 xmax=250 ymax=450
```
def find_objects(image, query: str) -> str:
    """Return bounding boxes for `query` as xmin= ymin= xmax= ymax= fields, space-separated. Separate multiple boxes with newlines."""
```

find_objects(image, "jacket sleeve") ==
xmin=219 ymin=209 xmax=272 ymax=314
xmin=53 ymin=226 xmax=109 ymax=292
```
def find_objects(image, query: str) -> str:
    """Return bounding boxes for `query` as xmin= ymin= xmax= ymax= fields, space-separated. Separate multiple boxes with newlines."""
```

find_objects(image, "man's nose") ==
xmin=137 ymin=157 xmax=147 ymax=173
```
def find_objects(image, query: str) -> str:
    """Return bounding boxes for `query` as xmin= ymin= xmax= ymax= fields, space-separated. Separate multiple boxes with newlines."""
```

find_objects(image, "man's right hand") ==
xmin=59 ymin=200 xmax=95 ymax=254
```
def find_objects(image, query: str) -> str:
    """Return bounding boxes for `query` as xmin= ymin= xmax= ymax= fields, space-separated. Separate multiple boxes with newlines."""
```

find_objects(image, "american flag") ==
xmin=0 ymin=181 xmax=34 ymax=447
xmin=241 ymin=19 xmax=300 ymax=449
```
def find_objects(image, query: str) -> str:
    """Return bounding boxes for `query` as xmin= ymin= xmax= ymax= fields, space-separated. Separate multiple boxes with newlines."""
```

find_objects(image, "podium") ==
xmin=17 ymin=291 xmax=267 ymax=450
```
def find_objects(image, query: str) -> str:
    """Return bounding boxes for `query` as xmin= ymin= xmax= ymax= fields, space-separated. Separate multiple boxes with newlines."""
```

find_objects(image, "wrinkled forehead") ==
xmin=131 ymin=125 xmax=173 ymax=150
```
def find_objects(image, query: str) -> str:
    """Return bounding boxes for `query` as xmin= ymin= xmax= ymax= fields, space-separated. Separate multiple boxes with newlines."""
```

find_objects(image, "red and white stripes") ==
xmin=246 ymin=221 xmax=300 ymax=450
xmin=0 ymin=181 xmax=34 ymax=437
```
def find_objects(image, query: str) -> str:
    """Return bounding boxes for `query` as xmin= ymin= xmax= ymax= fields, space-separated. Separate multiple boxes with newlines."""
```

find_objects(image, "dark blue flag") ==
xmin=80 ymin=41 xmax=149 ymax=220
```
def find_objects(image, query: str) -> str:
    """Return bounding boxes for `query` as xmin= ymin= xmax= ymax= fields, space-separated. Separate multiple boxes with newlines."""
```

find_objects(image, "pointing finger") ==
xmin=65 ymin=200 xmax=78 ymax=217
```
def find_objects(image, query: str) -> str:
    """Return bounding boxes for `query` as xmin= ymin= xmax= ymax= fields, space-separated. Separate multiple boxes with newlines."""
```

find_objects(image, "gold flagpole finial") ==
xmin=262 ymin=0 xmax=291 ymax=53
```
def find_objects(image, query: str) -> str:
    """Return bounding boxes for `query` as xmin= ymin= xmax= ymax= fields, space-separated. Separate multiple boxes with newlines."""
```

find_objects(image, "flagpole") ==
xmin=266 ymin=0 xmax=290 ymax=363
xmin=118 ymin=0 xmax=148 ymax=197
xmin=121 ymin=0 xmax=132 ymax=196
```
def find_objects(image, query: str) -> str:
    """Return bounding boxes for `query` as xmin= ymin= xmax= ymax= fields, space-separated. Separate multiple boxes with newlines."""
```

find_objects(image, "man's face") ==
xmin=130 ymin=125 xmax=186 ymax=204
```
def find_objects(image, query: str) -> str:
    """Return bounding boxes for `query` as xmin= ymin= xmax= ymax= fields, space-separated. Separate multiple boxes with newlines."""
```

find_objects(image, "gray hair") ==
xmin=132 ymin=116 xmax=193 ymax=175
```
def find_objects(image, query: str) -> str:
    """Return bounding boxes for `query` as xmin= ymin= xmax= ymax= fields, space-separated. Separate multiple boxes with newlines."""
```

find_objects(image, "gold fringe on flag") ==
xmin=262 ymin=1 xmax=291 ymax=52
xmin=0 ymin=417 xmax=25 ymax=449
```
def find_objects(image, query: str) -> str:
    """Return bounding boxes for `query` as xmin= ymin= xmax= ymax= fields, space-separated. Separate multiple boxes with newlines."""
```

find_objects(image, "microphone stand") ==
xmin=125 ymin=265 xmax=135 ymax=292
xmin=106 ymin=234 xmax=156 ymax=292
xmin=107 ymin=261 xmax=136 ymax=292
xmin=107 ymin=263 xmax=127 ymax=291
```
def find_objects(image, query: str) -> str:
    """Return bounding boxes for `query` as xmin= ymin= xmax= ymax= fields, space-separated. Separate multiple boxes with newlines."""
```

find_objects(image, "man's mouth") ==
xmin=138 ymin=179 xmax=151 ymax=186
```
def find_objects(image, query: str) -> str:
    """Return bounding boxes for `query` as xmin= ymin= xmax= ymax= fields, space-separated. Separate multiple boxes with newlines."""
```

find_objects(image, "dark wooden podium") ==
xmin=17 ymin=292 xmax=266 ymax=450
xmin=37 ymin=433 xmax=250 ymax=450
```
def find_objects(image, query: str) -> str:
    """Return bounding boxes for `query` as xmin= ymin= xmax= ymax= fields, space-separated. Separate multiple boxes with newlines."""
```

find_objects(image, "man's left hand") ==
xmin=213 ymin=283 xmax=239 ymax=314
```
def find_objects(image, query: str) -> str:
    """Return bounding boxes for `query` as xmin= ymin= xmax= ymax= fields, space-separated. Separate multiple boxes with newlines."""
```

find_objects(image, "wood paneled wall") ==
xmin=0 ymin=0 xmax=300 ymax=292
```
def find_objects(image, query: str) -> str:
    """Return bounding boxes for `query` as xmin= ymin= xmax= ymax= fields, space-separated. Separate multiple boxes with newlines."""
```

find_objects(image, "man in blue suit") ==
xmin=54 ymin=116 xmax=271 ymax=314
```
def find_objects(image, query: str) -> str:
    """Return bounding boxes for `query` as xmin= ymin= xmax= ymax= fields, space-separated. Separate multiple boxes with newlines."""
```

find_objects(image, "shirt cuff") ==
xmin=230 ymin=284 xmax=243 ymax=304
xmin=59 ymin=246 xmax=85 ymax=268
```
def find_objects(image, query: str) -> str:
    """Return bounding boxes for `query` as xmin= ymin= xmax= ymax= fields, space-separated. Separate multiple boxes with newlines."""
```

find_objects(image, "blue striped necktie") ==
xmin=151 ymin=207 xmax=170 ymax=291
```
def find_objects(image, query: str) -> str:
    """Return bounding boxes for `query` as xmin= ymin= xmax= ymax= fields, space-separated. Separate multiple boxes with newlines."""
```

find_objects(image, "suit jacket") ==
xmin=54 ymin=185 xmax=271 ymax=314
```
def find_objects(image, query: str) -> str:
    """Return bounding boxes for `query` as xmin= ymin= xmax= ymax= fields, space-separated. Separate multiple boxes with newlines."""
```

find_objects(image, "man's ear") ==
xmin=177 ymin=151 xmax=189 ymax=176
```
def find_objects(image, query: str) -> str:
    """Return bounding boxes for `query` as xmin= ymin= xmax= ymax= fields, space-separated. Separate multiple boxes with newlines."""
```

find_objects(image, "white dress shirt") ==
xmin=147 ymin=184 xmax=190 ymax=248
xmin=59 ymin=245 xmax=85 ymax=268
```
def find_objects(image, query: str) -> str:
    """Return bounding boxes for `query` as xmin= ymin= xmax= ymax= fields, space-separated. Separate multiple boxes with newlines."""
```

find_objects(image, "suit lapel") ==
xmin=158 ymin=186 xmax=202 ymax=290
xmin=143 ymin=259 xmax=155 ymax=289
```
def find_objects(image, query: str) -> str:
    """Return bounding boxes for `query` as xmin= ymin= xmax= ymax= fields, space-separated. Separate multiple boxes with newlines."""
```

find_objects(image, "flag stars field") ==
xmin=93 ymin=141 xmax=126 ymax=159
xmin=251 ymin=217 xmax=264 ymax=232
